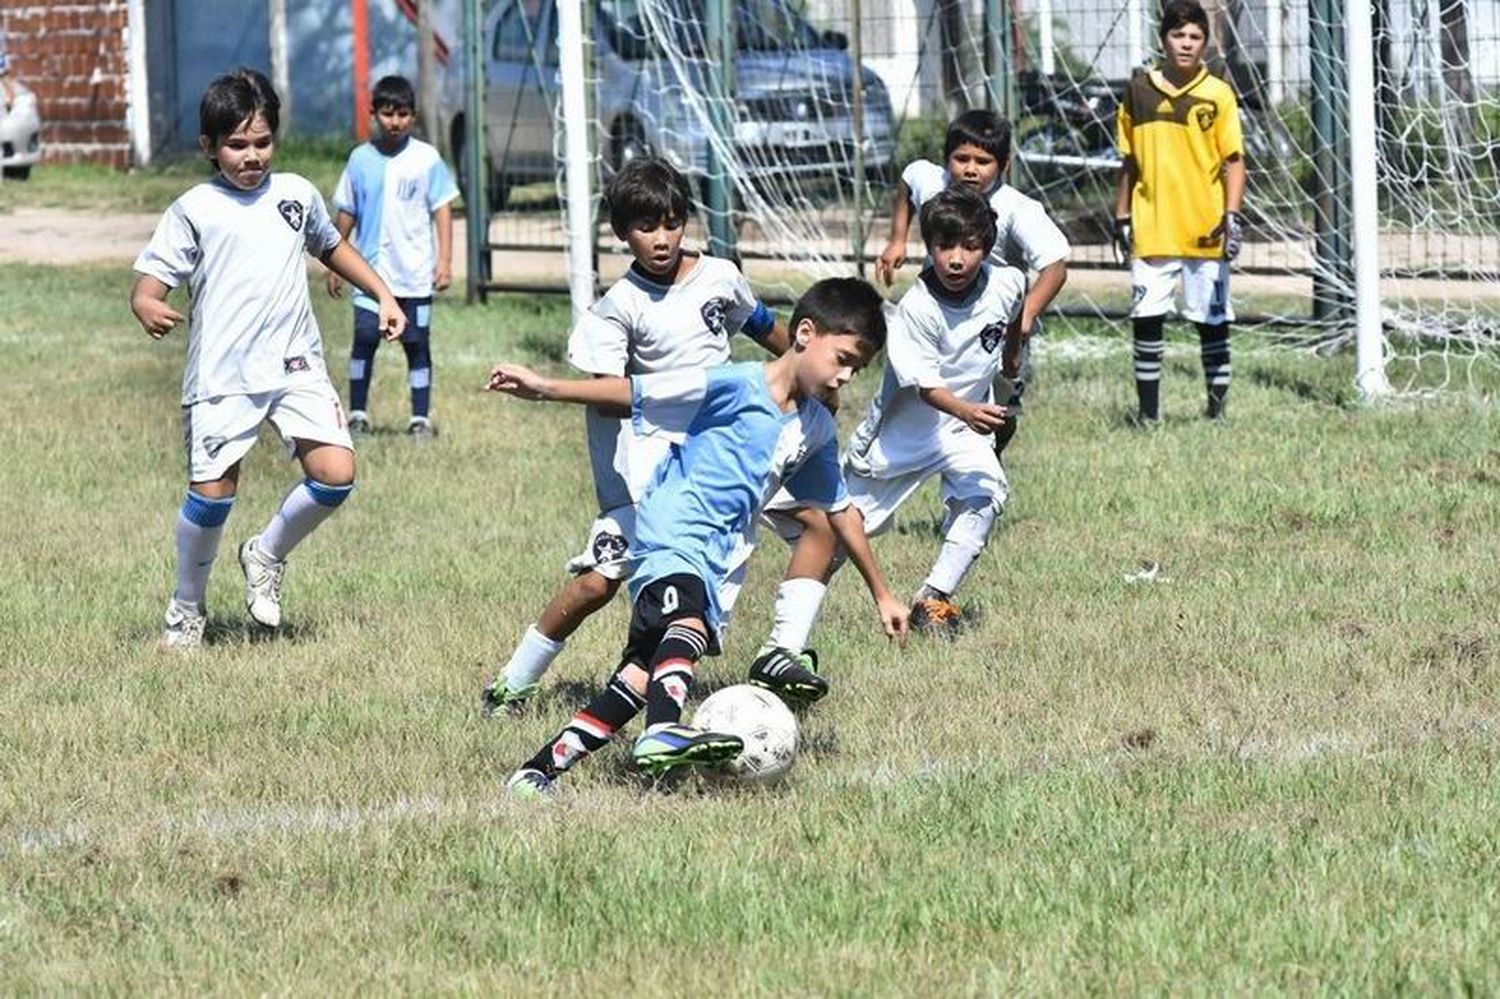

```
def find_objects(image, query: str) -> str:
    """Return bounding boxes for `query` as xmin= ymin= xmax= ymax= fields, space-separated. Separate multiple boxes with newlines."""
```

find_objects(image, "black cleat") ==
xmin=748 ymin=647 xmax=829 ymax=704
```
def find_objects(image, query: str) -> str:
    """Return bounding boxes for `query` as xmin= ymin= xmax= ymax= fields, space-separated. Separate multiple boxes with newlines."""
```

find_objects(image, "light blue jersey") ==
xmin=628 ymin=363 xmax=848 ymax=636
xmin=332 ymin=136 xmax=458 ymax=306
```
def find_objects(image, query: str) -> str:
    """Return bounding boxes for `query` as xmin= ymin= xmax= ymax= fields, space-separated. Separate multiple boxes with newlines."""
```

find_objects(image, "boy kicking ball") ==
xmin=131 ymin=69 xmax=405 ymax=650
xmin=486 ymin=278 xmax=908 ymax=795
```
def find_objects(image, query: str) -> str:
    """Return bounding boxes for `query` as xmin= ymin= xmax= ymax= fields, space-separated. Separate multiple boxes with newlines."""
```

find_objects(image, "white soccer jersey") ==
xmin=567 ymin=255 xmax=765 ymax=512
xmin=846 ymin=264 xmax=1027 ymax=478
xmin=333 ymin=137 xmax=459 ymax=305
xmin=902 ymin=159 xmax=1070 ymax=272
xmin=134 ymin=172 xmax=343 ymax=405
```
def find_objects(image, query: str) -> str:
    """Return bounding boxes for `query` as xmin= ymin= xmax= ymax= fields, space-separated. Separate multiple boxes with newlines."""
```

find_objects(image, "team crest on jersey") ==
xmin=701 ymin=298 xmax=729 ymax=338
xmin=1194 ymin=104 xmax=1217 ymax=131
xmin=592 ymin=530 xmax=628 ymax=564
xmin=277 ymin=199 xmax=305 ymax=231
xmin=979 ymin=322 xmax=1006 ymax=353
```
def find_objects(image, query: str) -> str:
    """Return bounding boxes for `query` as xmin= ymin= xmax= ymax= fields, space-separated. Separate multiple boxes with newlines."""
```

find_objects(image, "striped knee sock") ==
xmin=1132 ymin=316 xmax=1165 ymax=420
xmin=524 ymin=671 xmax=645 ymax=778
xmin=1198 ymin=322 xmax=1231 ymax=417
xmin=644 ymin=623 xmax=708 ymax=730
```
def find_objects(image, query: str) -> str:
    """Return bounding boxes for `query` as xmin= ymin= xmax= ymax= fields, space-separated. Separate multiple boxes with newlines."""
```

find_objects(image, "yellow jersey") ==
xmin=1116 ymin=66 xmax=1243 ymax=259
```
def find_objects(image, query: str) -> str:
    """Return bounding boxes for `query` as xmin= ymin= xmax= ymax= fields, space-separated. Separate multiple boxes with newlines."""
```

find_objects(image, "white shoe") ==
xmin=407 ymin=415 xmax=437 ymax=439
xmin=348 ymin=410 xmax=371 ymax=434
xmin=161 ymin=597 xmax=206 ymax=652
xmin=238 ymin=536 xmax=285 ymax=628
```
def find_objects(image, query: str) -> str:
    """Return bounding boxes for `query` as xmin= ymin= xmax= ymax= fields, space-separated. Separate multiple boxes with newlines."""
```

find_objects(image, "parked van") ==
xmin=449 ymin=0 xmax=897 ymax=209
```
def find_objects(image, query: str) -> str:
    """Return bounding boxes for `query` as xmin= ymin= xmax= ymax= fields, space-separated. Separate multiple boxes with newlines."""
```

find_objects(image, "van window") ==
xmin=737 ymin=0 xmax=820 ymax=52
xmin=493 ymin=1 xmax=536 ymax=62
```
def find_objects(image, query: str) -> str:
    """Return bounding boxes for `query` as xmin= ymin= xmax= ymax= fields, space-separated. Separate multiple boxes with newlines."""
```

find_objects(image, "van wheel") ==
xmin=2 ymin=165 xmax=31 ymax=180
xmin=452 ymin=125 xmax=509 ymax=212
xmin=609 ymin=119 xmax=652 ymax=174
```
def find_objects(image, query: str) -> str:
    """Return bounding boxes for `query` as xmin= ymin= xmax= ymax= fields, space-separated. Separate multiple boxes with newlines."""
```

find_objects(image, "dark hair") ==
xmin=919 ymin=184 xmax=998 ymax=256
xmin=373 ymin=74 xmax=417 ymax=112
xmin=605 ymin=157 xmax=693 ymax=238
xmin=790 ymin=277 xmax=887 ymax=352
xmin=1159 ymin=0 xmax=1210 ymax=40
xmin=199 ymin=68 xmax=280 ymax=145
xmin=943 ymin=109 xmax=1012 ymax=164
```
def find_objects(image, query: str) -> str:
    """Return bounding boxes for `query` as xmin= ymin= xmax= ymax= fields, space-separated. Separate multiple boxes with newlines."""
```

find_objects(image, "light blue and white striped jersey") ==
xmin=134 ymin=172 xmax=342 ymax=405
xmin=568 ymin=256 xmax=774 ymax=512
xmin=627 ymin=362 xmax=848 ymax=634
xmin=332 ymin=136 xmax=458 ymax=305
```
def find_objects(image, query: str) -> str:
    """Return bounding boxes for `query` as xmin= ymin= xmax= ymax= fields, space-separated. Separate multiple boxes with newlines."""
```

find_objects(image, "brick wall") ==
xmin=1 ymin=1 xmax=131 ymax=167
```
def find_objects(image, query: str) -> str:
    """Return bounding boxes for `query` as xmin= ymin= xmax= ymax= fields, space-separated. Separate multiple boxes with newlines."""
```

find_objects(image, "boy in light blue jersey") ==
xmin=328 ymin=75 xmax=459 ymax=437
xmin=486 ymin=278 xmax=908 ymax=794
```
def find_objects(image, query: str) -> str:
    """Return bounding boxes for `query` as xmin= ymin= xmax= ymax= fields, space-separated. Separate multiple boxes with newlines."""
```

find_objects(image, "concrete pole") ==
xmin=126 ymin=0 xmax=151 ymax=165
xmin=269 ymin=0 xmax=291 ymax=129
xmin=1346 ymin=0 xmax=1390 ymax=397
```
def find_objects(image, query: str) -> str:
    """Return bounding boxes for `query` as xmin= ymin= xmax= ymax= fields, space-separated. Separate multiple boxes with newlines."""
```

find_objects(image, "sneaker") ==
xmin=1205 ymin=396 xmax=1228 ymax=421
xmin=505 ymin=768 xmax=555 ymax=799
xmin=347 ymin=410 xmax=371 ymax=434
xmin=910 ymin=595 xmax=963 ymax=636
xmin=482 ymin=680 xmax=539 ymax=718
xmin=238 ymin=537 xmax=285 ymax=629
xmin=632 ymin=724 xmax=744 ymax=775
xmin=161 ymin=598 xmax=206 ymax=652
xmin=407 ymin=415 xmax=437 ymax=439
xmin=748 ymin=647 xmax=829 ymax=704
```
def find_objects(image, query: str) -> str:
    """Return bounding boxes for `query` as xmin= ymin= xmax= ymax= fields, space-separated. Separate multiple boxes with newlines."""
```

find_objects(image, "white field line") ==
xmin=3 ymin=728 xmax=1419 ymax=857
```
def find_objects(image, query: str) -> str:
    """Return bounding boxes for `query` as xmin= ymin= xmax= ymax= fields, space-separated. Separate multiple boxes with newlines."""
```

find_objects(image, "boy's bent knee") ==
xmin=570 ymin=570 xmax=621 ymax=608
xmin=297 ymin=441 xmax=355 ymax=486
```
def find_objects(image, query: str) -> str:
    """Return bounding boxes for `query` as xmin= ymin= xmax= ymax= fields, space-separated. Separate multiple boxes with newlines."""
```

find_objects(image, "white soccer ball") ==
xmin=692 ymin=684 xmax=799 ymax=782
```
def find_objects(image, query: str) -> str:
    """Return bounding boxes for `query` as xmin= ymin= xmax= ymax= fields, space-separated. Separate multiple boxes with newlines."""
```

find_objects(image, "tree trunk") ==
xmin=417 ymin=0 xmax=443 ymax=155
xmin=937 ymin=0 xmax=981 ymax=115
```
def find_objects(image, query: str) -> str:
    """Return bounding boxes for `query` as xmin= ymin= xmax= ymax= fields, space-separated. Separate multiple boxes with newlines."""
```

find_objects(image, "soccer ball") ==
xmin=692 ymin=684 xmax=799 ymax=782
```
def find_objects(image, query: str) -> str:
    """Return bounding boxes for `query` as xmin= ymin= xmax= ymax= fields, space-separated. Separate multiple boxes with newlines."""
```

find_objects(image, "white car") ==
xmin=1 ymin=76 xmax=42 ymax=179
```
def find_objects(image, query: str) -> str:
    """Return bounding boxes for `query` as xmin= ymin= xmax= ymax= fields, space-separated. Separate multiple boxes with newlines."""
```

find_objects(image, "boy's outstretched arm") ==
xmin=433 ymin=202 xmax=454 ymax=292
xmin=1020 ymin=260 xmax=1067 ymax=339
xmin=827 ymin=506 xmax=908 ymax=643
xmin=325 ymin=210 xmax=357 ymax=298
xmin=487 ymin=363 xmax=632 ymax=415
xmin=131 ymin=274 xmax=184 ymax=339
xmin=875 ymin=181 xmax=914 ymax=286
xmin=919 ymin=386 xmax=1007 ymax=435
xmin=321 ymin=242 xmax=407 ymax=340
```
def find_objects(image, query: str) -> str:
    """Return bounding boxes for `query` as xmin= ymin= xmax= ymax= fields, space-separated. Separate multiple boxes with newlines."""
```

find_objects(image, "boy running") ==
xmin=750 ymin=186 xmax=1026 ymax=694
xmin=876 ymin=109 xmax=1069 ymax=453
xmin=480 ymin=157 xmax=786 ymax=717
xmin=1113 ymin=0 xmax=1245 ymax=422
xmin=131 ymin=69 xmax=406 ymax=650
xmin=327 ymin=74 xmax=458 ymax=438
xmin=487 ymin=278 xmax=908 ymax=795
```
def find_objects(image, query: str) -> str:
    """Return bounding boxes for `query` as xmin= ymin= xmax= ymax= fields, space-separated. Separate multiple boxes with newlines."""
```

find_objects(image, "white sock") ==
xmin=924 ymin=502 xmax=998 ymax=597
xmin=501 ymin=624 xmax=566 ymax=692
xmin=258 ymin=479 xmax=353 ymax=561
xmin=758 ymin=578 xmax=828 ymax=655
xmin=174 ymin=491 xmax=234 ymax=606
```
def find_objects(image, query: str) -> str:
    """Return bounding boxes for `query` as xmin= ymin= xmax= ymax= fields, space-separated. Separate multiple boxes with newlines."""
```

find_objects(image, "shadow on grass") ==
xmin=125 ymin=617 xmax=320 ymax=649
xmin=1246 ymin=364 xmax=1359 ymax=410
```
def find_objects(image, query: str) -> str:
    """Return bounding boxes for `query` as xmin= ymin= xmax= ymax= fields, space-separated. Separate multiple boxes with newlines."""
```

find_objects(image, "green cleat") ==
xmin=482 ymin=680 xmax=539 ymax=719
xmin=632 ymin=724 xmax=744 ymax=776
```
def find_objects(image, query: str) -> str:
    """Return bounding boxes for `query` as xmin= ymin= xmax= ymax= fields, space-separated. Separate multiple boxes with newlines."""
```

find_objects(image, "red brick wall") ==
xmin=2 ymin=1 xmax=131 ymax=167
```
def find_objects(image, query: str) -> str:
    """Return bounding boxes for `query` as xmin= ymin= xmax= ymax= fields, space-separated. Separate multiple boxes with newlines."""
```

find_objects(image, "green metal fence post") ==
xmin=704 ymin=0 xmax=738 ymax=261
xmin=463 ymin=0 xmax=488 ymax=304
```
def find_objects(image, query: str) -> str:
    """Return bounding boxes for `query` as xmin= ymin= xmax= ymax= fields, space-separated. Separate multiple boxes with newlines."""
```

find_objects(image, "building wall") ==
xmin=0 ymin=0 xmax=131 ymax=166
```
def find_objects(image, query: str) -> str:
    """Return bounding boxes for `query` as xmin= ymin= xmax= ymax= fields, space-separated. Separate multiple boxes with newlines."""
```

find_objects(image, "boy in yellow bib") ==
xmin=1113 ymin=0 xmax=1245 ymax=422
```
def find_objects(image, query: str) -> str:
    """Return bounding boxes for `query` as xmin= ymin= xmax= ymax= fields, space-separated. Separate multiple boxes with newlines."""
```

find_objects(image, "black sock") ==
xmin=349 ymin=333 xmax=380 ymax=412
xmin=1132 ymin=316 xmax=1165 ymax=420
xmin=644 ymin=623 xmax=707 ymax=730
xmin=1198 ymin=322 xmax=1231 ymax=417
xmin=523 ymin=668 xmax=645 ymax=778
xmin=402 ymin=339 xmax=432 ymax=418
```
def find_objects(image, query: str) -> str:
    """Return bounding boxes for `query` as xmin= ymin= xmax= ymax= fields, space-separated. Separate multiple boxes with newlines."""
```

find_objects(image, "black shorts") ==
xmin=353 ymin=296 xmax=432 ymax=346
xmin=620 ymin=573 xmax=715 ymax=666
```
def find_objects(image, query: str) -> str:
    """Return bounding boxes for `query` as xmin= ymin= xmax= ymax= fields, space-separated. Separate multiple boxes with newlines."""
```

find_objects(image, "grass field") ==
xmin=3 ymin=260 xmax=1500 ymax=993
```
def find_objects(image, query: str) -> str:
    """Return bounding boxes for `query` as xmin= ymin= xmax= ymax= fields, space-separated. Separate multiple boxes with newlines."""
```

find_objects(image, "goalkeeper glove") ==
xmin=1220 ymin=211 xmax=1244 ymax=261
xmin=1113 ymin=216 xmax=1132 ymax=265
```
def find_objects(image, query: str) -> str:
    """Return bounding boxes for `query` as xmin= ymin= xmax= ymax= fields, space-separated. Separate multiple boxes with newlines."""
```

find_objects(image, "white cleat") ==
xmin=161 ymin=597 xmax=206 ymax=652
xmin=238 ymin=536 xmax=285 ymax=628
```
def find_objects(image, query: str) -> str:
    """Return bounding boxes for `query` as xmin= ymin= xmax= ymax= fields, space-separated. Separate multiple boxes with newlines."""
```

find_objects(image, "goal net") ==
xmin=530 ymin=0 xmax=1500 ymax=394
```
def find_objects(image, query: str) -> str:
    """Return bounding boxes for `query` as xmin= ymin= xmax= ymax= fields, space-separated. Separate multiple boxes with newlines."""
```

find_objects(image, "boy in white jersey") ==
xmin=131 ymin=69 xmax=406 ymax=651
xmin=486 ymin=278 xmax=907 ymax=796
xmin=327 ymin=75 xmax=458 ymax=438
xmin=876 ymin=109 xmax=1069 ymax=454
xmin=480 ymin=157 xmax=787 ymax=717
xmin=752 ymin=185 xmax=1025 ymax=681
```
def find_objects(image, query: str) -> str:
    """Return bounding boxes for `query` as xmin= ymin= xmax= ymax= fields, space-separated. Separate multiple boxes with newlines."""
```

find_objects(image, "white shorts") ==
xmin=564 ymin=504 xmax=638 ymax=581
xmin=762 ymin=444 xmax=1007 ymax=542
xmin=1131 ymin=257 xmax=1233 ymax=324
xmin=183 ymin=379 xmax=352 ymax=482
